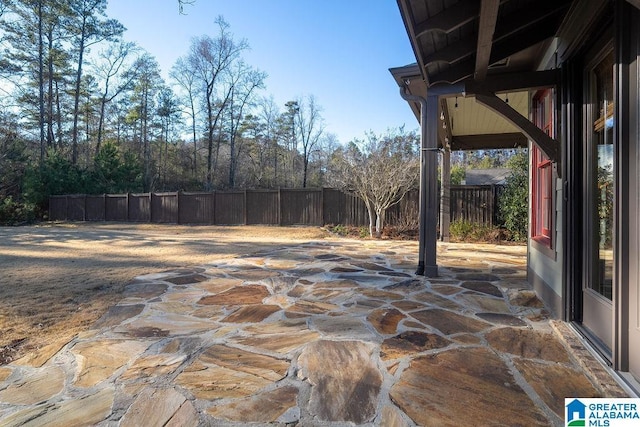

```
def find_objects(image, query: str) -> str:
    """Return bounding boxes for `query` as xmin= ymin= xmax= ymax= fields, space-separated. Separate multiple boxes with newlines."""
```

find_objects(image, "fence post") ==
xmin=212 ymin=191 xmax=216 ymax=225
xmin=177 ymin=191 xmax=181 ymax=224
xmin=278 ymin=188 xmax=282 ymax=226
xmin=149 ymin=192 xmax=153 ymax=223
xmin=320 ymin=188 xmax=325 ymax=225
xmin=65 ymin=195 xmax=71 ymax=221
xmin=126 ymin=193 xmax=130 ymax=222
xmin=243 ymin=189 xmax=248 ymax=225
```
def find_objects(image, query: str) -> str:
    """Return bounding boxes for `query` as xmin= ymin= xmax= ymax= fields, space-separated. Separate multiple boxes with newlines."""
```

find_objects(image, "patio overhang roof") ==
xmin=391 ymin=0 xmax=575 ymax=161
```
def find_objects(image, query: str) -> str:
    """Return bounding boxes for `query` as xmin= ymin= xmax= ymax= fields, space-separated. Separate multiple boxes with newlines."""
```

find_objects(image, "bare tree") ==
xmin=170 ymin=56 xmax=199 ymax=178
xmin=257 ymin=96 xmax=281 ymax=186
xmin=295 ymin=95 xmax=324 ymax=188
xmin=329 ymin=128 xmax=419 ymax=238
xmin=92 ymin=40 xmax=139 ymax=154
xmin=156 ymin=85 xmax=180 ymax=189
xmin=226 ymin=62 xmax=265 ymax=187
xmin=67 ymin=0 xmax=124 ymax=164
xmin=186 ymin=16 xmax=248 ymax=189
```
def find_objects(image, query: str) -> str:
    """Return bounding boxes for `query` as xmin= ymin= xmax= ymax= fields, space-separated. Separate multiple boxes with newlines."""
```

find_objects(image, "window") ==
xmin=532 ymin=90 xmax=555 ymax=248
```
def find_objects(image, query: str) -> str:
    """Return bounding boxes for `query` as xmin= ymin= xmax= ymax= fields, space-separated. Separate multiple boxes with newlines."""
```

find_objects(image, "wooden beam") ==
xmin=493 ymin=0 xmax=572 ymax=43
xmin=424 ymin=38 xmax=476 ymax=66
xmin=425 ymin=82 xmax=465 ymax=96
xmin=465 ymin=70 xmax=560 ymax=94
xmin=474 ymin=0 xmax=500 ymax=81
xmin=429 ymin=19 xmax=559 ymax=84
xmin=474 ymin=91 xmax=559 ymax=162
xmin=423 ymin=0 xmax=570 ymax=69
xmin=439 ymin=98 xmax=453 ymax=147
xmin=451 ymin=133 xmax=528 ymax=150
xmin=415 ymin=0 xmax=479 ymax=38
xmin=489 ymin=14 xmax=560 ymax=65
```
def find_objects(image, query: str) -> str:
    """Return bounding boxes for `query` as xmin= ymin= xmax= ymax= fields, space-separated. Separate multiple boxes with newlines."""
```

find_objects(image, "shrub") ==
xmin=498 ymin=151 xmax=529 ymax=242
xmin=22 ymin=150 xmax=86 ymax=209
xmin=325 ymin=224 xmax=345 ymax=236
xmin=449 ymin=219 xmax=505 ymax=242
xmin=0 ymin=196 xmax=39 ymax=225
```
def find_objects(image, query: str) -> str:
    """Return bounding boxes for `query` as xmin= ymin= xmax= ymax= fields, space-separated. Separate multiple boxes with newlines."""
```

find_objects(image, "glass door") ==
xmin=582 ymin=47 xmax=615 ymax=352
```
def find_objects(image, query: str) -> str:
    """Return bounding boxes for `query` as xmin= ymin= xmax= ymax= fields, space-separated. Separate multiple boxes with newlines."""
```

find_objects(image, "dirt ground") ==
xmin=0 ymin=222 xmax=333 ymax=365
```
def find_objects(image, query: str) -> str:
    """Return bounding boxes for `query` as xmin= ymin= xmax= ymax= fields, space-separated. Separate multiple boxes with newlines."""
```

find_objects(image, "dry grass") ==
xmin=0 ymin=222 xmax=332 ymax=364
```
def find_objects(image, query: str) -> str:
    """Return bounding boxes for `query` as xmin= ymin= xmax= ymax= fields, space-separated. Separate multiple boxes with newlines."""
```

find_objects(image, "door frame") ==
xmin=582 ymin=39 xmax=615 ymax=356
xmin=614 ymin=0 xmax=639 ymax=381
xmin=565 ymin=1 xmax=639 ymax=383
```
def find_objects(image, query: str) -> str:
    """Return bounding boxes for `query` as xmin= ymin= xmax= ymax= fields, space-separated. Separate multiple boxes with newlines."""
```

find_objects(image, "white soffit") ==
xmin=446 ymin=91 xmax=529 ymax=136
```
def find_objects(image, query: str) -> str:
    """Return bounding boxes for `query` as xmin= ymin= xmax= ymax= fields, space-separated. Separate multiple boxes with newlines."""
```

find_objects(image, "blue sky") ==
xmin=105 ymin=0 xmax=418 ymax=144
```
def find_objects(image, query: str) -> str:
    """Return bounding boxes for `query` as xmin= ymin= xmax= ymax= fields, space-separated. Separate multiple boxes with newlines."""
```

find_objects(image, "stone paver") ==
xmin=0 ymin=241 xmax=629 ymax=426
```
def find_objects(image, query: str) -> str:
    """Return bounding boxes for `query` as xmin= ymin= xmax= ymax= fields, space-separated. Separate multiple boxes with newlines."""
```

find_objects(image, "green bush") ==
xmin=449 ymin=219 xmax=505 ymax=242
xmin=22 ymin=150 xmax=86 ymax=208
xmin=498 ymin=151 xmax=529 ymax=241
xmin=89 ymin=143 xmax=143 ymax=194
xmin=0 ymin=196 xmax=39 ymax=225
xmin=449 ymin=220 xmax=475 ymax=240
xmin=21 ymin=145 xmax=144 ymax=215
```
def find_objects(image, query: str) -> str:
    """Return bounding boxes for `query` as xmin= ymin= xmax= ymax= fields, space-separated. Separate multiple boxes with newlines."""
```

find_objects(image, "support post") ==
xmin=400 ymin=86 xmax=427 ymax=275
xmin=399 ymin=85 xmax=439 ymax=277
xmin=424 ymin=95 xmax=439 ymax=277
xmin=440 ymin=146 xmax=451 ymax=242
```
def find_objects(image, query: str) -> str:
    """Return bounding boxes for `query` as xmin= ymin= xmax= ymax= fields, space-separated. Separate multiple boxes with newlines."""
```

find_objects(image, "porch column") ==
xmin=440 ymin=146 xmax=451 ymax=242
xmin=399 ymin=86 xmax=438 ymax=276
xmin=423 ymin=95 xmax=439 ymax=276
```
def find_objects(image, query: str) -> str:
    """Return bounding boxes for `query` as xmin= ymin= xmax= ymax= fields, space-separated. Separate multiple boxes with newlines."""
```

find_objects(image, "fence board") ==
xmin=322 ymin=188 xmax=345 ymax=225
xmin=86 ymin=195 xmax=105 ymax=221
xmin=215 ymin=191 xmax=244 ymax=225
xmin=344 ymin=193 xmax=368 ymax=226
xmin=246 ymin=190 xmax=279 ymax=225
xmin=129 ymin=193 xmax=150 ymax=222
xmin=280 ymin=189 xmax=323 ymax=226
xmin=105 ymin=194 xmax=128 ymax=221
xmin=151 ymin=193 xmax=178 ymax=223
xmin=449 ymin=185 xmax=499 ymax=225
xmin=179 ymin=192 xmax=214 ymax=224
xmin=49 ymin=196 xmax=68 ymax=221
xmin=67 ymin=195 xmax=86 ymax=221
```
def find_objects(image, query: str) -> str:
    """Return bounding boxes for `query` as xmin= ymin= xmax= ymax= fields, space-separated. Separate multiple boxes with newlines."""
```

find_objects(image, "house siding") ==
xmin=528 ymin=174 xmax=564 ymax=318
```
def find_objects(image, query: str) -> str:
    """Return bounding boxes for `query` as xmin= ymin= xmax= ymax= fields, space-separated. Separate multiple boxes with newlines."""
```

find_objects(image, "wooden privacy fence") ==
xmin=49 ymin=185 xmax=502 ymax=227
xmin=449 ymin=185 xmax=503 ymax=226
xmin=49 ymin=189 xmax=368 ymax=226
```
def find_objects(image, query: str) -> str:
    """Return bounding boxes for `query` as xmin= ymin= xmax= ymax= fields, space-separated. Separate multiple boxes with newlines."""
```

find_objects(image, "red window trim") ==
xmin=531 ymin=89 xmax=554 ymax=250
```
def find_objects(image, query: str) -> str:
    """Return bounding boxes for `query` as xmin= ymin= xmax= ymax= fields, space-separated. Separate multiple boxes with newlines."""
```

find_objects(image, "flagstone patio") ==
xmin=0 ymin=240 xmax=628 ymax=426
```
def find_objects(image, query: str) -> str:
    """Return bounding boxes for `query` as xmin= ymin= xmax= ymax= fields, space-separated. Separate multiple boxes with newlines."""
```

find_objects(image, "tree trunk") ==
xmin=302 ymin=157 xmax=308 ymax=188
xmin=71 ymin=18 xmax=87 ymax=164
xmin=96 ymin=96 xmax=107 ymax=156
xmin=46 ymin=26 xmax=54 ymax=150
xmin=190 ymin=97 xmax=197 ymax=179
xmin=375 ymin=208 xmax=386 ymax=239
xmin=37 ymin=0 xmax=45 ymax=163
xmin=205 ymin=91 xmax=214 ymax=191
xmin=365 ymin=200 xmax=375 ymax=238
